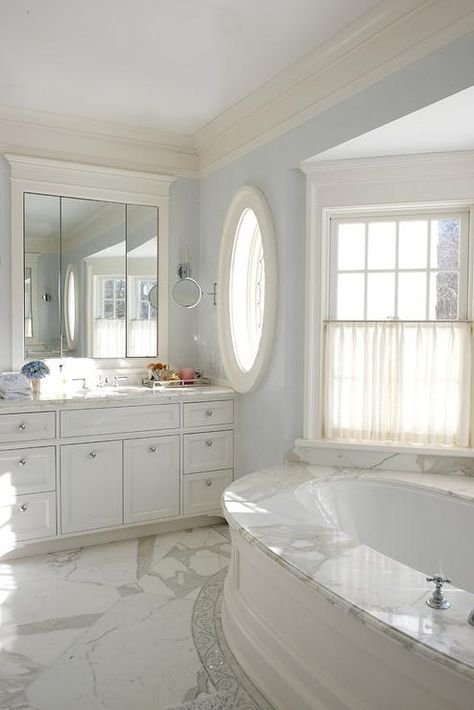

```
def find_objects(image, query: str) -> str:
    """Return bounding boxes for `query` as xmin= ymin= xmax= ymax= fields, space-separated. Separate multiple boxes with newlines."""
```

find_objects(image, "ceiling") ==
xmin=313 ymin=87 xmax=474 ymax=161
xmin=0 ymin=0 xmax=380 ymax=134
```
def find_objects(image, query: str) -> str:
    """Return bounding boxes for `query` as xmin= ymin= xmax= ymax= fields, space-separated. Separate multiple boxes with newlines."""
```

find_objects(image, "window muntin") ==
xmin=330 ymin=214 xmax=467 ymax=321
xmin=102 ymin=278 xmax=126 ymax=320
xmin=229 ymin=208 xmax=265 ymax=372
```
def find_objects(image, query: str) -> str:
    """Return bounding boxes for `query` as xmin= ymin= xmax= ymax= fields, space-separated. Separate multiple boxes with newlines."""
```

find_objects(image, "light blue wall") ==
xmin=197 ymin=31 xmax=474 ymax=477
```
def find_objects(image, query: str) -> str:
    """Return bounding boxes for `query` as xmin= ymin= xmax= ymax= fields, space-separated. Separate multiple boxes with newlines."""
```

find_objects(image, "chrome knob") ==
xmin=18 ymin=423 xmax=27 ymax=431
xmin=206 ymin=440 xmax=213 ymax=447
xmin=88 ymin=451 xmax=97 ymax=459
xmin=206 ymin=479 xmax=212 ymax=487
xmin=19 ymin=503 xmax=28 ymax=512
xmin=148 ymin=446 xmax=157 ymax=453
xmin=205 ymin=409 xmax=213 ymax=417
xmin=19 ymin=458 xmax=27 ymax=466
xmin=426 ymin=574 xmax=452 ymax=610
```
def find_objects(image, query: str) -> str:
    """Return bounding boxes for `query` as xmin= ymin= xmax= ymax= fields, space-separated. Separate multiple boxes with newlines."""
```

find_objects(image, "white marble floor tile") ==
xmin=0 ymin=524 xmax=262 ymax=710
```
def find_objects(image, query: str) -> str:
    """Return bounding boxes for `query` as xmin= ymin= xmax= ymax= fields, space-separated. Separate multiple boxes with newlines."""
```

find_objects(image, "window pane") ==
xmin=139 ymin=301 xmax=149 ymax=319
xmin=337 ymin=223 xmax=365 ymax=271
xmin=116 ymin=299 xmax=126 ymax=319
xmin=115 ymin=279 xmax=126 ymax=299
xmin=398 ymin=272 xmax=426 ymax=319
xmin=367 ymin=222 xmax=396 ymax=270
xmin=104 ymin=280 xmax=114 ymax=299
xmin=366 ymin=273 xmax=395 ymax=319
xmin=430 ymin=271 xmax=459 ymax=320
xmin=336 ymin=273 xmax=364 ymax=319
xmin=430 ymin=219 xmax=460 ymax=269
xmin=104 ymin=301 xmax=114 ymax=318
xmin=399 ymin=220 xmax=428 ymax=269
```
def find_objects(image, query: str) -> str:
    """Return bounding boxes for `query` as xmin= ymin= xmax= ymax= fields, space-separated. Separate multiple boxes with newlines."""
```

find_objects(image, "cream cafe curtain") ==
xmin=324 ymin=321 xmax=471 ymax=447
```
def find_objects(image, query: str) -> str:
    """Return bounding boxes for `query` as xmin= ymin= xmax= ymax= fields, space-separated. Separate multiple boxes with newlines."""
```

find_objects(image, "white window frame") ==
xmin=300 ymin=151 xmax=474 ymax=452
xmin=218 ymin=185 xmax=278 ymax=393
xmin=329 ymin=210 xmax=470 ymax=321
xmin=6 ymin=154 xmax=174 ymax=369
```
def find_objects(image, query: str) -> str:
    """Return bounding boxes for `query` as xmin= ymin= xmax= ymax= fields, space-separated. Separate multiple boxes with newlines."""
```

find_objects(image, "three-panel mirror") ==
xmin=23 ymin=194 xmax=159 ymax=359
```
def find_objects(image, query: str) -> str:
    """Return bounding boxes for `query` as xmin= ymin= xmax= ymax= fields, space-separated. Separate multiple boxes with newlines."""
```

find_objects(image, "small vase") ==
xmin=31 ymin=378 xmax=41 ymax=395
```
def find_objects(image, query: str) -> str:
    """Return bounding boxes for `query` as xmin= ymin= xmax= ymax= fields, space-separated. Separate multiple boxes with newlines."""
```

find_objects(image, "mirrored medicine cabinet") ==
xmin=23 ymin=194 xmax=159 ymax=360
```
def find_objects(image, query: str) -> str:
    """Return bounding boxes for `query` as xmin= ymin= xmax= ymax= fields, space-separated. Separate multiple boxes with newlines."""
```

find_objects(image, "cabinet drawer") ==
xmin=0 ymin=492 xmax=56 ymax=542
xmin=124 ymin=435 xmax=179 ymax=524
xmin=0 ymin=446 xmax=55 ymax=501
xmin=183 ymin=470 xmax=232 ymax=516
xmin=183 ymin=400 xmax=234 ymax=428
xmin=60 ymin=403 xmax=180 ymax=438
xmin=0 ymin=412 xmax=55 ymax=444
xmin=61 ymin=441 xmax=123 ymax=534
xmin=183 ymin=430 xmax=233 ymax=473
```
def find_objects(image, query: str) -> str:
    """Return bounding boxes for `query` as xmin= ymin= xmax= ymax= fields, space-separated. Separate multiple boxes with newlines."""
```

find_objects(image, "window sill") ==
xmin=294 ymin=438 xmax=474 ymax=459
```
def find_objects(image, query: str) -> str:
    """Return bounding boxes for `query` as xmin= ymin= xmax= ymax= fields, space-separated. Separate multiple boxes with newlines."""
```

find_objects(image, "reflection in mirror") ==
xmin=61 ymin=197 xmax=126 ymax=358
xmin=126 ymin=205 xmax=158 ymax=357
xmin=172 ymin=277 xmax=203 ymax=308
xmin=24 ymin=194 xmax=61 ymax=358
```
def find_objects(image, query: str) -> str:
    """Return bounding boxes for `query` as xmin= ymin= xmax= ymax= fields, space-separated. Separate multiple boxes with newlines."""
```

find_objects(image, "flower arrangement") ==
xmin=21 ymin=360 xmax=50 ymax=380
xmin=21 ymin=360 xmax=50 ymax=394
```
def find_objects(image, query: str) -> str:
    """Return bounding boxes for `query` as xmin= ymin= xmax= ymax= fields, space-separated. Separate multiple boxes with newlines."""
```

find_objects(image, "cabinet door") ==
xmin=183 ymin=470 xmax=233 ymax=516
xmin=61 ymin=441 xmax=123 ymax=534
xmin=183 ymin=430 xmax=234 ymax=473
xmin=124 ymin=435 xmax=179 ymax=523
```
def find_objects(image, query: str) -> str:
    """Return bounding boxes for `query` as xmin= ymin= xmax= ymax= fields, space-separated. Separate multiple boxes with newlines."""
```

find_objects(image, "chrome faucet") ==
xmin=426 ymin=574 xmax=451 ymax=610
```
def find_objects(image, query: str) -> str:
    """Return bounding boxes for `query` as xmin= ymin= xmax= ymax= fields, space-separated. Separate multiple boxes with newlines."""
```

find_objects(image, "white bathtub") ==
xmin=222 ymin=466 xmax=474 ymax=710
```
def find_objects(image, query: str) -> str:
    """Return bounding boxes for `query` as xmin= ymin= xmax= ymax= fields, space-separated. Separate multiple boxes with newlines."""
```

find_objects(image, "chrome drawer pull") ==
xmin=206 ymin=440 xmax=213 ymax=447
xmin=205 ymin=409 xmax=213 ymax=417
xmin=19 ymin=458 xmax=27 ymax=466
xmin=88 ymin=451 xmax=97 ymax=459
xmin=206 ymin=479 xmax=212 ymax=487
xmin=148 ymin=446 xmax=157 ymax=453
xmin=18 ymin=423 xmax=27 ymax=431
xmin=19 ymin=503 xmax=28 ymax=512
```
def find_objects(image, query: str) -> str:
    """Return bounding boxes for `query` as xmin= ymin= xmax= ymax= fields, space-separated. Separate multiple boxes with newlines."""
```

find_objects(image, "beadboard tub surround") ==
xmin=222 ymin=463 xmax=474 ymax=710
xmin=0 ymin=386 xmax=236 ymax=557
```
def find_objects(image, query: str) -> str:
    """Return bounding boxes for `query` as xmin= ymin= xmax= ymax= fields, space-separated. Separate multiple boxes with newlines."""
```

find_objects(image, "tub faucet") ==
xmin=426 ymin=574 xmax=451 ymax=610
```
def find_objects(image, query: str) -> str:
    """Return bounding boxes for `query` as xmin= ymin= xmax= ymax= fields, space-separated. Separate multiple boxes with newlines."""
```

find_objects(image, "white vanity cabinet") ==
xmin=61 ymin=441 xmax=123 ymax=533
xmin=0 ymin=388 xmax=236 ymax=554
xmin=124 ymin=435 xmax=180 ymax=523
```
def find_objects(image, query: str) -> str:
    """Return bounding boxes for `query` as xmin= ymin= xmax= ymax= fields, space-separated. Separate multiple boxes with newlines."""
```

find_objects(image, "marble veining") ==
xmin=0 ymin=385 xmax=235 ymax=413
xmin=223 ymin=463 xmax=474 ymax=680
xmin=0 ymin=524 xmax=266 ymax=710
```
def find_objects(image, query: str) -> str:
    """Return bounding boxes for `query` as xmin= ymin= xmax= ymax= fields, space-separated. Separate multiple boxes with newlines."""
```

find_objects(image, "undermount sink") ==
xmin=84 ymin=385 xmax=145 ymax=398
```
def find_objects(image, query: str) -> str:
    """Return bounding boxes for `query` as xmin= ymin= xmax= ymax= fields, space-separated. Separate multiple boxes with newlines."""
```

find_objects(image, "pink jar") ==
xmin=179 ymin=368 xmax=195 ymax=385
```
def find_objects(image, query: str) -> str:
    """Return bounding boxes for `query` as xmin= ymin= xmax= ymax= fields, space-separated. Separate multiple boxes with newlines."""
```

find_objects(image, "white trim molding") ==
xmin=6 ymin=154 xmax=175 ymax=369
xmin=1 ymin=3 xmax=474 ymax=177
xmin=196 ymin=0 xmax=474 ymax=174
xmin=218 ymin=186 xmax=278 ymax=393
xmin=301 ymin=150 xmax=474 ymax=442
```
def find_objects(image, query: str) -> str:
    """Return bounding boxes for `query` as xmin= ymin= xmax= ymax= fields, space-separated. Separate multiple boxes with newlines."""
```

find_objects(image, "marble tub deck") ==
xmin=223 ymin=464 xmax=474 ymax=680
xmin=0 ymin=524 xmax=266 ymax=710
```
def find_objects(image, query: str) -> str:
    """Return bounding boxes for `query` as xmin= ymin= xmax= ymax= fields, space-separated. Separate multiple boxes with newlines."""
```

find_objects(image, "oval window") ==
xmin=64 ymin=266 xmax=77 ymax=349
xmin=218 ymin=186 xmax=277 ymax=392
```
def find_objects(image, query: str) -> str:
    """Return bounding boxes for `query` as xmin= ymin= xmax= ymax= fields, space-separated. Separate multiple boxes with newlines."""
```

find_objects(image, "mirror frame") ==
xmin=172 ymin=276 xmax=203 ymax=309
xmin=7 ymin=154 xmax=175 ymax=369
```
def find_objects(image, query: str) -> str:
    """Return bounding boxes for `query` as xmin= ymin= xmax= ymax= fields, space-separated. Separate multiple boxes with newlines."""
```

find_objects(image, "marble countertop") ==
xmin=0 ymin=385 xmax=235 ymax=412
xmin=223 ymin=464 xmax=474 ymax=679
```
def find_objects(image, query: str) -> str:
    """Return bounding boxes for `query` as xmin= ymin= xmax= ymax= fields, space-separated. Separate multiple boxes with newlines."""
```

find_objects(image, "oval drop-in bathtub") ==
xmin=222 ymin=466 xmax=474 ymax=710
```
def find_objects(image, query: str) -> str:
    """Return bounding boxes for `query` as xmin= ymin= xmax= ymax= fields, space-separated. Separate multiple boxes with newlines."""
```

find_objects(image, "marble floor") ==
xmin=0 ymin=524 xmax=270 ymax=710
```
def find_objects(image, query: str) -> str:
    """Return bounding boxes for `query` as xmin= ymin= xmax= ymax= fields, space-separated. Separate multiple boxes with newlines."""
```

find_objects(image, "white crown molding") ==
xmin=301 ymin=150 xmax=474 ymax=184
xmin=196 ymin=0 xmax=474 ymax=174
xmin=4 ymin=154 xmax=176 ymax=201
xmin=0 ymin=105 xmax=198 ymax=177
xmin=1 ymin=3 xmax=474 ymax=178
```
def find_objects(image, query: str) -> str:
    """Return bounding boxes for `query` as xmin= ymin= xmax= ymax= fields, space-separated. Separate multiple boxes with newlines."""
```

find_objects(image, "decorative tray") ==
xmin=141 ymin=377 xmax=211 ymax=389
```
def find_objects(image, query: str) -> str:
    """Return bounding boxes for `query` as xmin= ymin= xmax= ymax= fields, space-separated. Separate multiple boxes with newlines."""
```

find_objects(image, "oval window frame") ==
xmin=218 ymin=186 xmax=278 ymax=393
